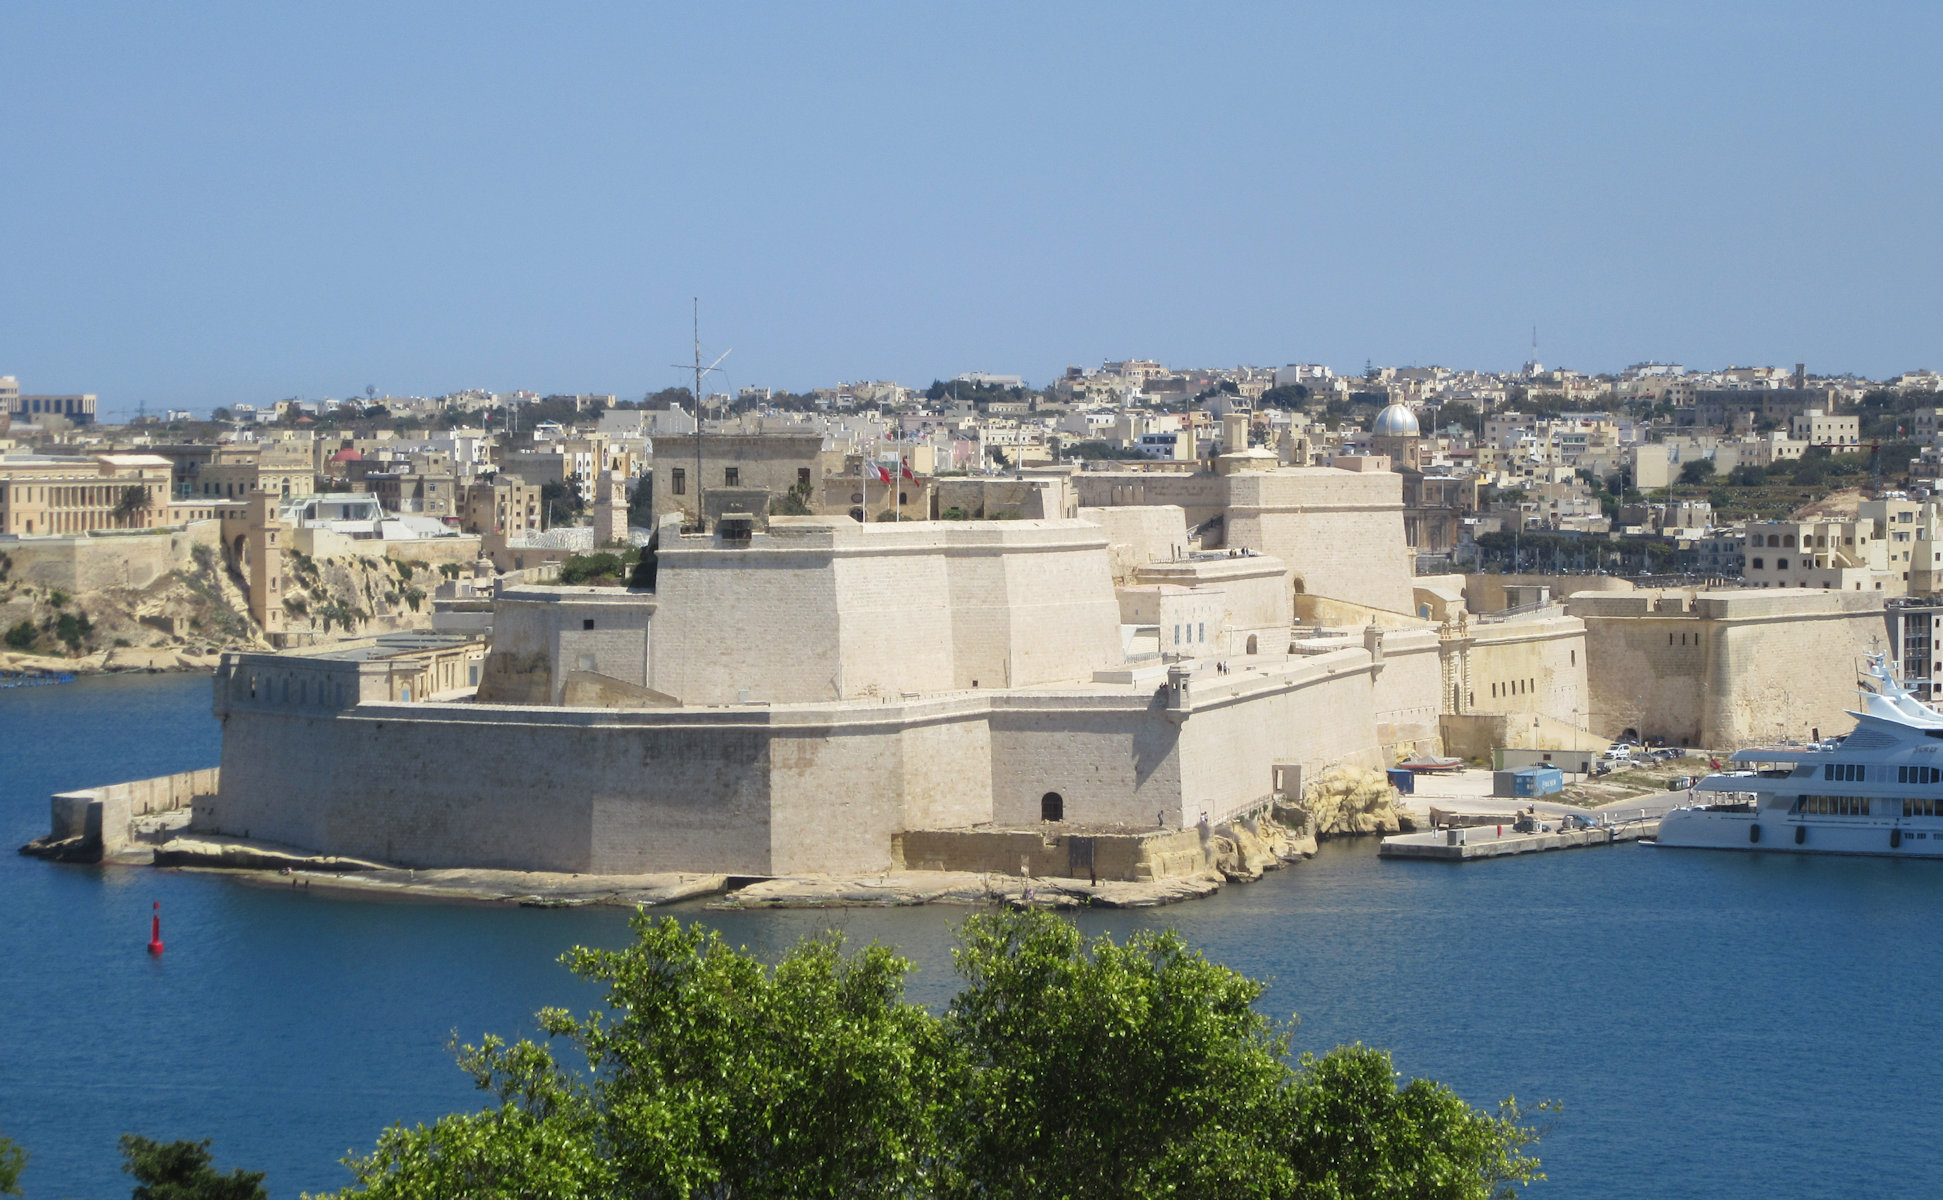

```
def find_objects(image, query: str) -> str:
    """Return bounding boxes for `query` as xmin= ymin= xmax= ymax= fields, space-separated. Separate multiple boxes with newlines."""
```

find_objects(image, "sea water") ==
xmin=3 ymin=673 xmax=1941 ymax=1198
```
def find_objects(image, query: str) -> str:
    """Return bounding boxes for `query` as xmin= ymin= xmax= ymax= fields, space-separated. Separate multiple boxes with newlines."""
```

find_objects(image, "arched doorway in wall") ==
xmin=1246 ymin=634 xmax=1258 ymax=654
xmin=1041 ymin=792 xmax=1064 ymax=822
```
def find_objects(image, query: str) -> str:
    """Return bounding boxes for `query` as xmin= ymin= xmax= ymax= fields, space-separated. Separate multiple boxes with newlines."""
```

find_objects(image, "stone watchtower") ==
xmin=591 ymin=470 xmax=628 ymax=545
xmin=218 ymin=491 xmax=288 ymax=642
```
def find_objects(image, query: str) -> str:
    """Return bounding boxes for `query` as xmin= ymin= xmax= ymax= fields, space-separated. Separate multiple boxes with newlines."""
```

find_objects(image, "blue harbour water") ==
xmin=4 ymin=673 xmax=1943 ymax=1197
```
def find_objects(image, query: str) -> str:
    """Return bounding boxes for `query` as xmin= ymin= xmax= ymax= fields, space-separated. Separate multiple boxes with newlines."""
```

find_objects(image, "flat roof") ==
xmin=296 ymin=631 xmax=485 ymax=662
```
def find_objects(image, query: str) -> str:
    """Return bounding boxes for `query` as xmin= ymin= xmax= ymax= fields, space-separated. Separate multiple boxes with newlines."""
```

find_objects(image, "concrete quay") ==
xmin=1379 ymin=817 xmax=1659 ymax=861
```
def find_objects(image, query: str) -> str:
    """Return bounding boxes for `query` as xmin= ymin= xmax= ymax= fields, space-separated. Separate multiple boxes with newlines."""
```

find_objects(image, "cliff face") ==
xmin=0 ymin=536 xmax=436 ymax=672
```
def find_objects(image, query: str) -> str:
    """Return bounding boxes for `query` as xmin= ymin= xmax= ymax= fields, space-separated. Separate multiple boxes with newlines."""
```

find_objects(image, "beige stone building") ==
xmin=0 ymin=453 xmax=174 ymax=536
xmin=1074 ymin=462 xmax=1416 ymax=614
xmin=648 ymin=432 xmax=837 ymax=528
xmin=460 ymin=479 xmax=543 ymax=538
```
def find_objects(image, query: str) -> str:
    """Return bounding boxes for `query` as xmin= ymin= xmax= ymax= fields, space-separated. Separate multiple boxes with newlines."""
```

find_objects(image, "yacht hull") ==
xmin=1654 ymin=807 xmax=1943 ymax=857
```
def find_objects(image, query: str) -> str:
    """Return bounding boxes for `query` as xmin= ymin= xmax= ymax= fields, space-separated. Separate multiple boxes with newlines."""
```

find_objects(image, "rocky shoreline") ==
xmin=21 ymin=813 xmax=1369 ymax=910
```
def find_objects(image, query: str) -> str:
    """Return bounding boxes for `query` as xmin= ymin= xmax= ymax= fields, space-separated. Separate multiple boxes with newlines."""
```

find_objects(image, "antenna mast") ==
xmin=671 ymin=298 xmax=731 ymax=532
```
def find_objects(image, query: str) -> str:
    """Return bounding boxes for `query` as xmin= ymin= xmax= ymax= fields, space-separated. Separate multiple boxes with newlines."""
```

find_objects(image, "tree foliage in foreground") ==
xmin=317 ymin=909 xmax=1548 ymax=1200
xmin=120 ymin=1134 xmax=267 ymax=1200
xmin=0 ymin=1128 xmax=23 ymax=1198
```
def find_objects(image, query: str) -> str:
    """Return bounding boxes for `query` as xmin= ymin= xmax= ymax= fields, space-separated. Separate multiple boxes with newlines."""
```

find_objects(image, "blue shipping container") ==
xmin=1511 ymin=765 xmax=1564 ymax=797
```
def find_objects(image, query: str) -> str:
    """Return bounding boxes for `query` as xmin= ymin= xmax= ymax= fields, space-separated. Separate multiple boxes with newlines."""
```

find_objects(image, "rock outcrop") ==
xmin=1297 ymin=766 xmax=1406 ymax=837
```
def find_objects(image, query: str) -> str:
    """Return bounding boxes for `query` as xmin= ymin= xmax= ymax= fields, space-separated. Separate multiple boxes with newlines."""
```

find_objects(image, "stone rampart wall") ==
xmin=1463 ymin=573 xmax=1635 ymax=614
xmin=52 ymin=767 xmax=219 ymax=852
xmin=4 ymin=526 xmax=212 ymax=592
xmin=1570 ymin=588 xmax=1885 ymax=747
xmin=1457 ymin=615 xmax=1589 ymax=729
xmin=1223 ymin=470 xmax=1414 ymax=613
xmin=201 ymin=646 xmax=1409 ymax=875
xmin=1077 ymin=505 xmax=1190 ymax=582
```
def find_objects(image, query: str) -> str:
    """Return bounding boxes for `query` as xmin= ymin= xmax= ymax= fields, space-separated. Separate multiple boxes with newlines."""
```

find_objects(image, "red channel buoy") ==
xmin=147 ymin=901 xmax=165 ymax=956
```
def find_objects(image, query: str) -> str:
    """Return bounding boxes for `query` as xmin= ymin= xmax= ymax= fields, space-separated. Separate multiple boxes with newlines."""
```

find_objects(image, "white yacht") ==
xmin=1653 ymin=655 xmax=1943 ymax=858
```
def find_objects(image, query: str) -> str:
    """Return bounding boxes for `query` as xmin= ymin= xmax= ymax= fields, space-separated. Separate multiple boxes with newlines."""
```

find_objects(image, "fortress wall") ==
xmin=996 ymin=528 xmax=1124 ymax=687
xmin=482 ymin=590 xmax=653 ymax=704
xmin=1223 ymin=469 xmax=1415 ymax=614
xmin=1569 ymin=588 xmax=1884 ymax=748
xmin=1699 ymin=594 xmax=1886 ymax=747
xmin=653 ymin=536 xmax=844 ymax=704
xmin=4 ymin=529 xmax=190 ymax=592
xmin=1367 ymin=629 xmax=1446 ymax=754
xmin=943 ymin=538 xmax=1014 ymax=690
xmin=1570 ymin=595 xmax=1712 ymax=745
xmin=204 ymin=705 xmax=777 ymax=874
xmin=1459 ymin=615 xmax=1590 ymax=730
xmin=1072 ymin=474 xmax=1226 ymax=530
xmin=832 ymin=535 xmax=957 ymax=699
xmin=987 ymin=701 xmax=1184 ymax=827
xmin=895 ymin=714 xmax=996 ymax=831
xmin=1175 ymin=662 xmax=1388 ymax=826
xmin=652 ymin=520 xmax=1122 ymax=704
xmin=765 ymin=723 xmax=913 ymax=875
xmin=1078 ymin=505 xmax=1190 ymax=582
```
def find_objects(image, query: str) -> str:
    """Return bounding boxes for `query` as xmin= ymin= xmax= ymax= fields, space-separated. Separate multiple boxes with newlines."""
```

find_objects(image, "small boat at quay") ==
xmin=1397 ymin=755 xmax=1464 ymax=773
xmin=1654 ymin=654 xmax=1943 ymax=858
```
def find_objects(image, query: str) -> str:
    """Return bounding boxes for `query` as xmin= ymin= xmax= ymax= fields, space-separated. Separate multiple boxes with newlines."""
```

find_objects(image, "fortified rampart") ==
xmin=630 ymin=517 xmax=1123 ymax=704
xmin=1567 ymin=587 xmax=1886 ymax=747
xmin=1074 ymin=467 xmax=1414 ymax=613
xmin=45 ymin=768 xmax=218 ymax=857
xmin=204 ymin=639 xmax=1416 ymax=876
xmin=1 ymin=525 xmax=217 ymax=591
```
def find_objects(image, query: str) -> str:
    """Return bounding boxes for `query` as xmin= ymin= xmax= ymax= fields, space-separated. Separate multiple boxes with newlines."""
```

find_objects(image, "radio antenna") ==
xmin=669 ymin=297 xmax=731 ymax=531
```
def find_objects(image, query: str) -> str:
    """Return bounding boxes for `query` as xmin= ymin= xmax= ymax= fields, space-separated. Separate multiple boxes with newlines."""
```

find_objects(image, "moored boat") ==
xmin=1653 ymin=654 xmax=1943 ymax=858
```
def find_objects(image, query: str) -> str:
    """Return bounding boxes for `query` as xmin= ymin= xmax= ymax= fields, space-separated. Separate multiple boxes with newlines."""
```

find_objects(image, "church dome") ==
xmin=1372 ymin=402 xmax=1421 ymax=437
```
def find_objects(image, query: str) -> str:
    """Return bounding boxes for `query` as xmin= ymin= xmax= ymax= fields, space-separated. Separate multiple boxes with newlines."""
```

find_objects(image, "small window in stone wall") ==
xmin=583 ymin=618 xmax=596 ymax=630
xmin=1041 ymin=792 xmax=1064 ymax=822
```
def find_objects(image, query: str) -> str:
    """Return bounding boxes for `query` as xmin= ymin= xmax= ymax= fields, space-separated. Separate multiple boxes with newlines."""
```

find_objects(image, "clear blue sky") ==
xmin=4 ymin=2 xmax=1940 ymax=417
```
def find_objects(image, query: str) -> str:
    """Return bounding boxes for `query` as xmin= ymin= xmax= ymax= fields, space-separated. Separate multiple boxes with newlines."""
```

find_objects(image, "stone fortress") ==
xmin=195 ymin=418 xmax=1892 ymax=882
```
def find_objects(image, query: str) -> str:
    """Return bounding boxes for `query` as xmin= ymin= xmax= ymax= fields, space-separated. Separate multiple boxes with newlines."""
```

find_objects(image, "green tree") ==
xmin=1283 ymin=1045 xmax=1546 ymax=1200
xmin=945 ymin=912 xmax=1294 ymax=1199
xmin=0 ymin=1128 xmax=24 ymax=1197
xmin=626 ymin=474 xmax=655 ymax=526
xmin=333 ymin=915 xmax=950 ymax=1200
xmin=120 ymin=1134 xmax=266 ymax=1200
xmin=55 ymin=610 xmax=93 ymax=652
xmin=325 ymin=911 xmax=1549 ymax=1200
xmin=768 ymin=478 xmax=815 ymax=516
xmin=1439 ymin=400 xmax=1480 ymax=433
xmin=113 ymin=485 xmax=154 ymax=528
xmin=3 ymin=621 xmax=34 ymax=652
xmin=1677 ymin=459 xmax=1716 ymax=486
xmin=540 ymin=477 xmax=584 ymax=528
